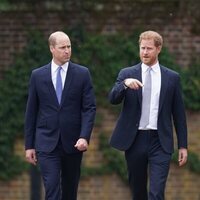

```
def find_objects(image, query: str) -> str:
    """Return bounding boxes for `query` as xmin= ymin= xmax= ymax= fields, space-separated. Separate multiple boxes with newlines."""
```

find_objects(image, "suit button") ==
xmin=136 ymin=123 xmax=139 ymax=127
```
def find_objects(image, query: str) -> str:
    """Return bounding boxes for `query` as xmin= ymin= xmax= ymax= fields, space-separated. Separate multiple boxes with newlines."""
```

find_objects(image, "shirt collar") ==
xmin=141 ymin=62 xmax=160 ymax=73
xmin=51 ymin=60 xmax=69 ymax=73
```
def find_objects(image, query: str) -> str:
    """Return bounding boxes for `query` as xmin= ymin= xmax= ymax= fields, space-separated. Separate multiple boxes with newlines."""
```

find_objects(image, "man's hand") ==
xmin=25 ymin=149 xmax=37 ymax=165
xmin=178 ymin=148 xmax=187 ymax=167
xmin=124 ymin=78 xmax=143 ymax=90
xmin=74 ymin=138 xmax=88 ymax=151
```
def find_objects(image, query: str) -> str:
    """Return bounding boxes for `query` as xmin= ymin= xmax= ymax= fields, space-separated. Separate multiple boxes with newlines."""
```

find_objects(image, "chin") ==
xmin=64 ymin=59 xmax=70 ymax=63
xmin=142 ymin=58 xmax=148 ymax=63
xmin=143 ymin=61 xmax=150 ymax=65
xmin=143 ymin=60 xmax=152 ymax=66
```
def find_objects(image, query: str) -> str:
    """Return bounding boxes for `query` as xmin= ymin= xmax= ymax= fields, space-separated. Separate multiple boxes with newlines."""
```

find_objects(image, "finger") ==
xmin=129 ymin=82 xmax=139 ymax=90
xmin=74 ymin=143 xmax=81 ymax=149
xmin=32 ymin=153 xmax=37 ymax=162
xmin=79 ymin=144 xmax=87 ymax=151
xmin=179 ymin=160 xmax=185 ymax=166
xmin=130 ymin=81 xmax=143 ymax=89
xmin=74 ymin=142 xmax=79 ymax=147
xmin=178 ymin=151 xmax=182 ymax=159
xmin=27 ymin=157 xmax=36 ymax=165
xmin=33 ymin=156 xmax=37 ymax=163
xmin=31 ymin=160 xmax=37 ymax=165
xmin=179 ymin=157 xmax=187 ymax=166
xmin=136 ymin=80 xmax=144 ymax=87
xmin=79 ymin=143 xmax=86 ymax=149
xmin=80 ymin=147 xmax=87 ymax=151
xmin=132 ymin=82 xmax=139 ymax=89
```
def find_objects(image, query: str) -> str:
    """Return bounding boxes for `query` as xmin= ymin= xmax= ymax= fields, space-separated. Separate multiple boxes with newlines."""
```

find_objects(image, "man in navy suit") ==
xmin=109 ymin=31 xmax=187 ymax=200
xmin=25 ymin=31 xmax=96 ymax=200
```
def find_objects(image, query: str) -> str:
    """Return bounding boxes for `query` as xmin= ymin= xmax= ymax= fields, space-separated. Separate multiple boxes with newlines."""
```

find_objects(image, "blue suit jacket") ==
xmin=25 ymin=61 xmax=96 ymax=153
xmin=109 ymin=63 xmax=187 ymax=153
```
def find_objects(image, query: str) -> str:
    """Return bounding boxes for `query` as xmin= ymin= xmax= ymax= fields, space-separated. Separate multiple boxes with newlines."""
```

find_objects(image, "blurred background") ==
xmin=0 ymin=0 xmax=200 ymax=199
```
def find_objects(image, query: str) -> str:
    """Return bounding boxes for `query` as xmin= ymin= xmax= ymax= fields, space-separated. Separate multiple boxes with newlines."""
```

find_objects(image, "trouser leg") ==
xmin=37 ymin=150 xmax=61 ymax=200
xmin=125 ymin=133 xmax=149 ymax=200
xmin=61 ymin=152 xmax=83 ymax=200
xmin=148 ymin=134 xmax=171 ymax=200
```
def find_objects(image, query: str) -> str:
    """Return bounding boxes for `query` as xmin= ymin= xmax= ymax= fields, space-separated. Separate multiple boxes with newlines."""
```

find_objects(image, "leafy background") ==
xmin=0 ymin=28 xmax=199 ymax=181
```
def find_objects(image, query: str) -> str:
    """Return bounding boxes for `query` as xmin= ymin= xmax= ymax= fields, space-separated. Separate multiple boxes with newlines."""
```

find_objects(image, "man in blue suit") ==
xmin=109 ymin=31 xmax=187 ymax=200
xmin=25 ymin=31 xmax=96 ymax=200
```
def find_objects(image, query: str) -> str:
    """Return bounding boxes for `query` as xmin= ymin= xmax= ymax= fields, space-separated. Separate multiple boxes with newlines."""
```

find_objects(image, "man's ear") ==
xmin=49 ymin=45 xmax=54 ymax=53
xmin=157 ymin=46 xmax=162 ymax=54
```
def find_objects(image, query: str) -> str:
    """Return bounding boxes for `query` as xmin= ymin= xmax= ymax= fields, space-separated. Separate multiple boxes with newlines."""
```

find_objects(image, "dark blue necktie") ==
xmin=56 ymin=66 xmax=62 ymax=104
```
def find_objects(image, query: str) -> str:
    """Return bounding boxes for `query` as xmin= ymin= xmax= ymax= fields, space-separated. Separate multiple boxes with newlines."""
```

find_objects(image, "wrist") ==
xmin=123 ymin=80 xmax=128 ymax=89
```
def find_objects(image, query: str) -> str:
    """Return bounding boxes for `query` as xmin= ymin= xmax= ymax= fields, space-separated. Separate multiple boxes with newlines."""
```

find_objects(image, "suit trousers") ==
xmin=37 ymin=140 xmax=83 ymax=200
xmin=125 ymin=130 xmax=171 ymax=200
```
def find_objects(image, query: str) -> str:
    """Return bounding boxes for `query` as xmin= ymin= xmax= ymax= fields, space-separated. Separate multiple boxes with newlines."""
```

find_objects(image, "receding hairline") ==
xmin=48 ymin=31 xmax=70 ymax=46
xmin=139 ymin=30 xmax=163 ymax=47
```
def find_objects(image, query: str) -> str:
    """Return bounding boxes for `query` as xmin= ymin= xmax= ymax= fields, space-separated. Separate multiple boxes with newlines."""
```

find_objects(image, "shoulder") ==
xmin=70 ymin=61 xmax=89 ymax=71
xmin=69 ymin=61 xmax=92 ymax=83
xmin=119 ymin=63 xmax=141 ymax=74
xmin=160 ymin=65 xmax=180 ymax=77
xmin=31 ymin=63 xmax=50 ymax=75
xmin=160 ymin=65 xmax=182 ymax=86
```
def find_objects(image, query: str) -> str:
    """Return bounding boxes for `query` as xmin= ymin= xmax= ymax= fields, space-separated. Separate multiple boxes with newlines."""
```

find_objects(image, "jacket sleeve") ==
xmin=80 ymin=69 xmax=96 ymax=142
xmin=172 ymin=74 xmax=188 ymax=149
xmin=108 ymin=69 xmax=127 ymax=105
xmin=24 ymin=71 xmax=39 ymax=150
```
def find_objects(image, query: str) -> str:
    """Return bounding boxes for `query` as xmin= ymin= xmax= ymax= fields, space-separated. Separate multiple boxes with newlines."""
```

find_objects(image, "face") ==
xmin=50 ymin=35 xmax=71 ymax=66
xmin=139 ymin=39 xmax=161 ymax=66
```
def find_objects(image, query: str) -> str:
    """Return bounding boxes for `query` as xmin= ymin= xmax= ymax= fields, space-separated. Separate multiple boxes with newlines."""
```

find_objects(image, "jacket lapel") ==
xmin=134 ymin=64 xmax=142 ymax=107
xmin=158 ymin=66 xmax=169 ymax=114
xmin=60 ymin=61 xmax=74 ymax=106
xmin=131 ymin=64 xmax=169 ymax=114
xmin=44 ymin=63 xmax=59 ymax=105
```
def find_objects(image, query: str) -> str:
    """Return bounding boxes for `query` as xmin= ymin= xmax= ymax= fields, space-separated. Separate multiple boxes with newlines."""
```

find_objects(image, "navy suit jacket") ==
xmin=109 ymin=63 xmax=187 ymax=153
xmin=25 ymin=61 xmax=96 ymax=153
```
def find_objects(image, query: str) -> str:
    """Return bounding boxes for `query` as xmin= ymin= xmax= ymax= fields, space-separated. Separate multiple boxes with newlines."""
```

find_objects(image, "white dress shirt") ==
xmin=51 ymin=60 xmax=69 ymax=90
xmin=139 ymin=62 xmax=161 ymax=130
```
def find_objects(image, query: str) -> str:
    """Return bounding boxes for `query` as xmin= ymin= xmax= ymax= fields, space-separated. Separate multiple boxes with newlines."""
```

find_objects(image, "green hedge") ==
xmin=0 ymin=28 xmax=199 ymax=180
xmin=0 ymin=31 xmax=50 ymax=180
xmin=99 ymin=134 xmax=200 ymax=183
xmin=84 ymin=133 xmax=200 ymax=183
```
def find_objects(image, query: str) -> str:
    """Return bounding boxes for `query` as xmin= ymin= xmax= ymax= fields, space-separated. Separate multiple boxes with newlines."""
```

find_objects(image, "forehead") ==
xmin=140 ymin=39 xmax=155 ymax=47
xmin=55 ymin=35 xmax=71 ymax=46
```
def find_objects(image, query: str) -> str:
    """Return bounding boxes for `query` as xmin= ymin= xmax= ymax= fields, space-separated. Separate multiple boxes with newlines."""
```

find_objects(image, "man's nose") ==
xmin=65 ymin=48 xmax=69 ymax=53
xmin=144 ymin=48 xmax=148 ymax=53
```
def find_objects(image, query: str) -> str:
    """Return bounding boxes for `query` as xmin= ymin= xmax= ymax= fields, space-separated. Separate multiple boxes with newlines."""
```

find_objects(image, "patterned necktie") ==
xmin=56 ymin=66 xmax=62 ymax=104
xmin=140 ymin=67 xmax=152 ymax=127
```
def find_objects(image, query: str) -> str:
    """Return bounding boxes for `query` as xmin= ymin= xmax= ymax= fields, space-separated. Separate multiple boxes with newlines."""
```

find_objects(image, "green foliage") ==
xmin=172 ymin=150 xmax=200 ymax=174
xmin=70 ymin=29 xmax=141 ymax=106
xmin=98 ymin=133 xmax=128 ymax=182
xmin=69 ymin=28 xmax=181 ymax=107
xmin=82 ymin=133 xmax=200 ymax=182
xmin=80 ymin=132 xmax=128 ymax=183
xmin=97 ymin=134 xmax=200 ymax=182
xmin=81 ymin=165 xmax=112 ymax=178
xmin=0 ymin=28 xmax=199 ymax=180
xmin=181 ymin=63 xmax=200 ymax=110
xmin=0 ymin=30 xmax=50 ymax=180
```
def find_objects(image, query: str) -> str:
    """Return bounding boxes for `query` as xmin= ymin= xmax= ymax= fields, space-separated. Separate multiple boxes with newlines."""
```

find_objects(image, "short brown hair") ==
xmin=139 ymin=31 xmax=163 ymax=47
